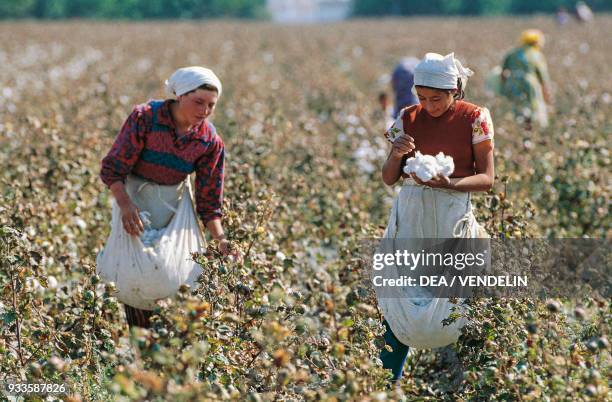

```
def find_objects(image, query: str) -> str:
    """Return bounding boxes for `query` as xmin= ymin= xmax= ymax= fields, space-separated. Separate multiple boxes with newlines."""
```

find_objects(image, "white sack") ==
xmin=96 ymin=175 xmax=205 ymax=310
xmin=376 ymin=179 xmax=489 ymax=349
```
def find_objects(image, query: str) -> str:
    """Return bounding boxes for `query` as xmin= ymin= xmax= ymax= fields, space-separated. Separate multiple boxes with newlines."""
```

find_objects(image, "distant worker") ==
xmin=501 ymin=29 xmax=552 ymax=129
xmin=484 ymin=65 xmax=503 ymax=98
xmin=555 ymin=6 xmax=570 ymax=25
xmin=377 ymin=91 xmax=394 ymax=130
xmin=574 ymin=1 xmax=594 ymax=23
xmin=391 ymin=57 xmax=420 ymax=118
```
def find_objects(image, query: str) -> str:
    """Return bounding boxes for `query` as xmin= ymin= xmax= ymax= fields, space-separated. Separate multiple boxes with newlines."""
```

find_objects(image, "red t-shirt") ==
xmin=386 ymin=100 xmax=494 ymax=178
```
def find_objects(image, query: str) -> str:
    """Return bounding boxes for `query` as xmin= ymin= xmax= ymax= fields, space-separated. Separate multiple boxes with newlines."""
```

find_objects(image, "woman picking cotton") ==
xmin=377 ymin=53 xmax=494 ymax=383
xmin=500 ymin=29 xmax=552 ymax=129
xmin=98 ymin=66 xmax=233 ymax=329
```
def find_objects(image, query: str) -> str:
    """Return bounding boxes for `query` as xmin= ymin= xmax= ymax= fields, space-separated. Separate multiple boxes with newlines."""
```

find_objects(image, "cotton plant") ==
xmin=25 ymin=276 xmax=45 ymax=295
xmin=353 ymin=139 xmax=388 ymax=174
xmin=403 ymin=151 xmax=454 ymax=181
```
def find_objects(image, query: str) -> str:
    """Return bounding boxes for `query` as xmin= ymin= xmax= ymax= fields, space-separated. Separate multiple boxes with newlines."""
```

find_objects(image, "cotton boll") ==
xmin=73 ymin=217 xmax=87 ymax=230
xmin=403 ymin=151 xmax=426 ymax=174
xmin=416 ymin=155 xmax=438 ymax=181
xmin=420 ymin=153 xmax=438 ymax=167
xmin=353 ymin=140 xmax=384 ymax=174
xmin=435 ymin=152 xmax=455 ymax=177
xmin=404 ymin=156 xmax=419 ymax=174
xmin=140 ymin=227 xmax=165 ymax=247
xmin=25 ymin=277 xmax=44 ymax=295
xmin=96 ymin=283 xmax=106 ymax=296
xmin=414 ymin=165 xmax=436 ymax=181
xmin=404 ymin=152 xmax=437 ymax=181
xmin=403 ymin=151 xmax=455 ymax=181
xmin=357 ymin=160 xmax=375 ymax=174
xmin=139 ymin=211 xmax=167 ymax=246
xmin=139 ymin=211 xmax=152 ymax=228
xmin=47 ymin=276 xmax=58 ymax=289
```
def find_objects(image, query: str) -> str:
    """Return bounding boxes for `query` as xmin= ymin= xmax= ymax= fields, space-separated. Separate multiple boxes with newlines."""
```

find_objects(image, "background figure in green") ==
xmin=501 ymin=29 xmax=552 ymax=129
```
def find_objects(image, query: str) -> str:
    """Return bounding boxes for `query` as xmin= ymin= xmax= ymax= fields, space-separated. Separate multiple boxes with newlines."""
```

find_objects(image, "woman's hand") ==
xmin=218 ymin=238 xmax=233 ymax=257
xmin=410 ymin=173 xmax=452 ymax=189
xmin=391 ymin=134 xmax=416 ymax=159
xmin=119 ymin=201 xmax=144 ymax=236
xmin=218 ymin=238 xmax=242 ymax=263
xmin=543 ymin=86 xmax=552 ymax=105
xmin=382 ymin=134 xmax=416 ymax=186
xmin=110 ymin=181 xmax=144 ymax=236
xmin=206 ymin=218 xmax=241 ymax=261
xmin=218 ymin=238 xmax=230 ymax=256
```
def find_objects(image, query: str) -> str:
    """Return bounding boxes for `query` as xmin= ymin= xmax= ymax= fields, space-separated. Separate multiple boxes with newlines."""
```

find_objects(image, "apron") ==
xmin=385 ymin=178 xmax=481 ymax=239
xmin=125 ymin=174 xmax=186 ymax=229
xmin=376 ymin=178 xmax=488 ymax=349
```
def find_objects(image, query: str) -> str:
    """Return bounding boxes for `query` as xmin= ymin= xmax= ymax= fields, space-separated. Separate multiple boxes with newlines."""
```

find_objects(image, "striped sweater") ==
xmin=100 ymin=99 xmax=224 ymax=224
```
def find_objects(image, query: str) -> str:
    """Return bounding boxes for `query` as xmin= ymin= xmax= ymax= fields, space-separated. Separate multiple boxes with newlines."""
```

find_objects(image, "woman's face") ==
xmin=178 ymin=89 xmax=218 ymax=126
xmin=416 ymin=87 xmax=455 ymax=117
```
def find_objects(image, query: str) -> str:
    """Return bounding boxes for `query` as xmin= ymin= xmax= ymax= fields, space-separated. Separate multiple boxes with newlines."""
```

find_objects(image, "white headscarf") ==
xmin=164 ymin=66 xmax=222 ymax=98
xmin=413 ymin=52 xmax=473 ymax=91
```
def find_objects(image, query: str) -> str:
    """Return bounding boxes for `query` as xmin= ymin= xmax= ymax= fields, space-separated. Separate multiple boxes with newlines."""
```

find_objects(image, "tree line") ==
xmin=0 ymin=0 xmax=267 ymax=19
xmin=0 ymin=0 xmax=609 ymax=19
xmin=353 ymin=0 xmax=610 ymax=16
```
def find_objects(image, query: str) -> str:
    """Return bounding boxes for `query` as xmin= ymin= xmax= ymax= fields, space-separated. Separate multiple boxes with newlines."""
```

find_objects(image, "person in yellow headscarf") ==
xmin=501 ymin=29 xmax=552 ymax=129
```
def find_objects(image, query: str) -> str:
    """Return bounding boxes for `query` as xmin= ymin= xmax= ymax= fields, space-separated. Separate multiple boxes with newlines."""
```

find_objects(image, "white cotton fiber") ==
xmin=415 ymin=154 xmax=438 ymax=182
xmin=139 ymin=211 xmax=165 ymax=247
xmin=434 ymin=152 xmax=455 ymax=177
xmin=140 ymin=228 xmax=165 ymax=247
xmin=403 ymin=151 xmax=454 ymax=181
xmin=139 ymin=211 xmax=152 ymax=227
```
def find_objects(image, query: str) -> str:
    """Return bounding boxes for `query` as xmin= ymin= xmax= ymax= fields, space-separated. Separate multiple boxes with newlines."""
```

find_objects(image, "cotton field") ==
xmin=0 ymin=17 xmax=610 ymax=401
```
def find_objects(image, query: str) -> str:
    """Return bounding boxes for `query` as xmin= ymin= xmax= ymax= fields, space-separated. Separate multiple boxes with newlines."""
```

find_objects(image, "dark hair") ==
xmin=184 ymin=83 xmax=219 ymax=96
xmin=415 ymin=78 xmax=465 ymax=100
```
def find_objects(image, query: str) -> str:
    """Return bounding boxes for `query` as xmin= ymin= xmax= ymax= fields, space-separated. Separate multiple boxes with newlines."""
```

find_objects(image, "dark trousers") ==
xmin=123 ymin=304 xmax=154 ymax=328
xmin=380 ymin=319 xmax=410 ymax=382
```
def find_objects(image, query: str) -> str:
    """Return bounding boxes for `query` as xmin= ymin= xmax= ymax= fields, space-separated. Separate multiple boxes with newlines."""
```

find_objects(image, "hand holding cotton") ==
xmin=403 ymin=151 xmax=454 ymax=181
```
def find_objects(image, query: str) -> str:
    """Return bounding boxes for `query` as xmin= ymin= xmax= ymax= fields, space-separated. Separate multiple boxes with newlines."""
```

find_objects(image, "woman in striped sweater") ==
xmin=100 ymin=66 xmax=231 ymax=328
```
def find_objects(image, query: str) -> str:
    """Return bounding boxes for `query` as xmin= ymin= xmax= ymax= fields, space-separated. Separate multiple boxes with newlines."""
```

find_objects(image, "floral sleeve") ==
xmin=471 ymin=107 xmax=494 ymax=144
xmin=383 ymin=109 xmax=405 ymax=143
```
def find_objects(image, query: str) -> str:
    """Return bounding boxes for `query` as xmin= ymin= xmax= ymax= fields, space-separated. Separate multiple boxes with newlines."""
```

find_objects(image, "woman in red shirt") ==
xmin=378 ymin=53 xmax=495 ymax=383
